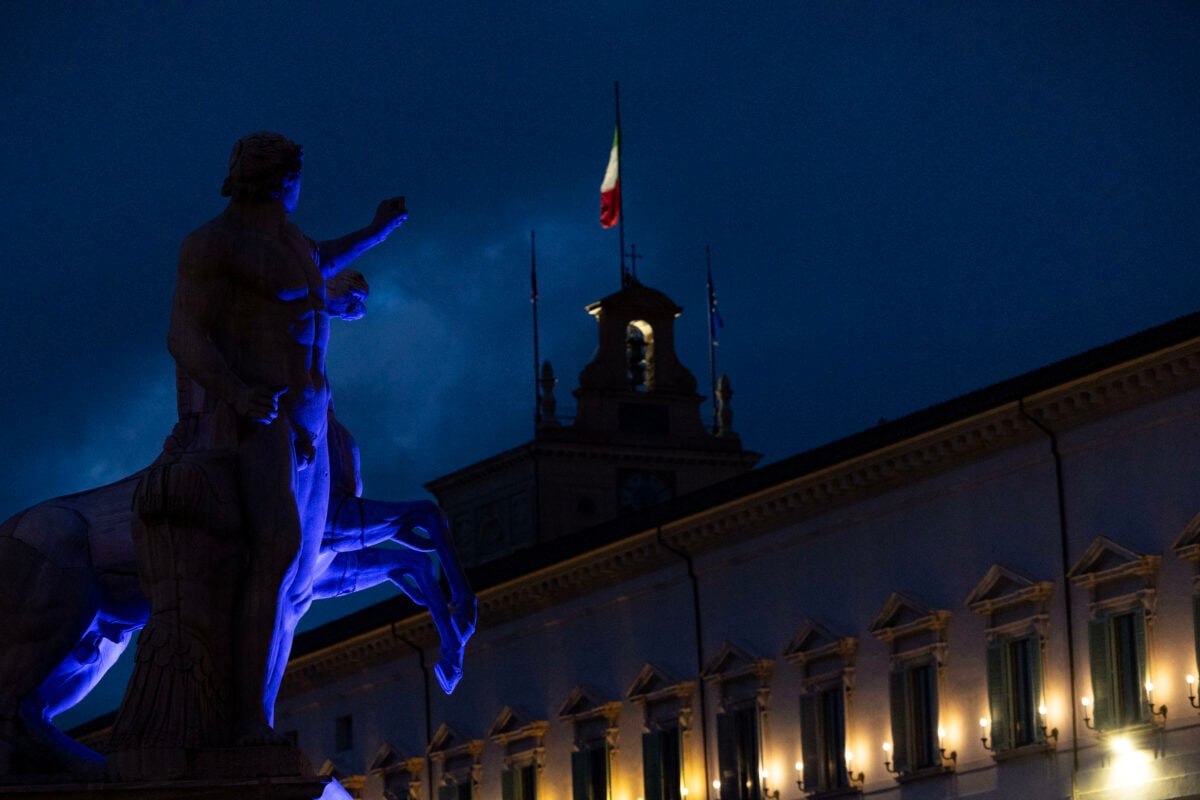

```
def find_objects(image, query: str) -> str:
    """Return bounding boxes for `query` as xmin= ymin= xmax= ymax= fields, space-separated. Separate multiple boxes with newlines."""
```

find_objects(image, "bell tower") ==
xmin=573 ymin=280 xmax=711 ymax=442
xmin=426 ymin=277 xmax=759 ymax=566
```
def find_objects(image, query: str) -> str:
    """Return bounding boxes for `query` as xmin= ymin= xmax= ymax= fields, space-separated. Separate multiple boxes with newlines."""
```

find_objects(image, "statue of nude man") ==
xmin=164 ymin=132 xmax=408 ymax=744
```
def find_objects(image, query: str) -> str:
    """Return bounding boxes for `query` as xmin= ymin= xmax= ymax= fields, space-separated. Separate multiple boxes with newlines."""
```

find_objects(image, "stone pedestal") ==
xmin=108 ymin=742 xmax=311 ymax=782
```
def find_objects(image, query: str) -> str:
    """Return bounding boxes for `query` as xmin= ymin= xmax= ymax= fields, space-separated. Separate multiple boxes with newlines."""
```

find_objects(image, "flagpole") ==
xmin=531 ymin=230 xmax=541 ymax=430
xmin=615 ymin=80 xmax=626 ymax=287
xmin=706 ymin=244 xmax=718 ymax=433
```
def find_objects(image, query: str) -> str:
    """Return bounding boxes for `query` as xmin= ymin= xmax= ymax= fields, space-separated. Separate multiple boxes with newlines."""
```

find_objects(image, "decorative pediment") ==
xmin=626 ymin=663 xmax=695 ymax=732
xmin=700 ymin=641 xmax=774 ymax=684
xmin=318 ymin=760 xmax=366 ymax=798
xmin=370 ymin=742 xmax=424 ymax=774
xmin=701 ymin=641 xmax=774 ymax=711
xmin=966 ymin=565 xmax=1054 ymax=615
xmin=427 ymin=724 xmax=483 ymax=759
xmin=869 ymin=593 xmax=949 ymax=641
xmin=488 ymin=706 xmax=549 ymax=746
xmin=627 ymin=663 xmax=689 ymax=703
xmin=1173 ymin=513 xmax=1200 ymax=562
xmin=557 ymin=686 xmax=620 ymax=722
xmin=557 ymin=686 xmax=621 ymax=750
xmin=370 ymin=742 xmax=403 ymax=773
xmin=782 ymin=619 xmax=856 ymax=666
xmin=1067 ymin=536 xmax=1160 ymax=589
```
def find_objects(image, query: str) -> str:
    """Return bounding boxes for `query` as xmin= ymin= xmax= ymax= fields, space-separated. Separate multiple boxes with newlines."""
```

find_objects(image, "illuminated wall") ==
xmin=277 ymin=323 xmax=1200 ymax=800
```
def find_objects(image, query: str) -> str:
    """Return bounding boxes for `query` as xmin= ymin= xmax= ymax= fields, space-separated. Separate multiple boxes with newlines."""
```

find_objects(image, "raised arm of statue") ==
xmin=167 ymin=233 xmax=284 ymax=424
xmin=314 ymin=197 xmax=408 ymax=278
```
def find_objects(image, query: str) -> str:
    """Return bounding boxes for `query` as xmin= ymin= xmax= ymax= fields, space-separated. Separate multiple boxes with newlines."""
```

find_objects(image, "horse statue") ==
xmin=0 ymin=270 xmax=476 ymax=779
xmin=0 ymin=435 xmax=475 ymax=779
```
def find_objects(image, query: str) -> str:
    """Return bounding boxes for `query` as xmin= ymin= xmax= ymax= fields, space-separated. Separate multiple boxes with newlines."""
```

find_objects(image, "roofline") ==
xmin=283 ymin=309 xmax=1200 ymax=689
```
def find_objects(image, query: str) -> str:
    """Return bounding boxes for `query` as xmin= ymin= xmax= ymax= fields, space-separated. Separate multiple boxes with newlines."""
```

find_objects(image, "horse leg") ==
xmin=0 ymin=519 xmax=102 ymax=777
xmin=381 ymin=551 xmax=467 ymax=694
xmin=354 ymin=498 xmax=476 ymax=639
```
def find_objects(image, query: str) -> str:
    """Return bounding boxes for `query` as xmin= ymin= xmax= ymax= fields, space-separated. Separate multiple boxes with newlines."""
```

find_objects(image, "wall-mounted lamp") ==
xmin=844 ymin=750 xmax=865 ymax=787
xmin=882 ymin=742 xmax=898 ymax=774
xmin=794 ymin=761 xmax=803 ymax=792
xmin=759 ymin=768 xmax=780 ymax=800
xmin=1187 ymin=674 xmax=1200 ymax=710
xmin=1082 ymin=696 xmax=1096 ymax=730
xmin=1037 ymin=703 xmax=1058 ymax=743
xmin=979 ymin=717 xmax=990 ymax=750
xmin=1145 ymin=680 xmax=1168 ymax=722
xmin=937 ymin=726 xmax=957 ymax=767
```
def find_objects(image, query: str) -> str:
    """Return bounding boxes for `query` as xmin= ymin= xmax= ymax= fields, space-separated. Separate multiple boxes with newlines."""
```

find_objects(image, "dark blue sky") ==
xmin=4 ymin=2 xmax=1199 ymax=726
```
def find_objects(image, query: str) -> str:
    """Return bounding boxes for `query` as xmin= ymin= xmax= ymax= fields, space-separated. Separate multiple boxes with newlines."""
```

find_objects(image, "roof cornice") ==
xmin=283 ymin=330 xmax=1200 ymax=696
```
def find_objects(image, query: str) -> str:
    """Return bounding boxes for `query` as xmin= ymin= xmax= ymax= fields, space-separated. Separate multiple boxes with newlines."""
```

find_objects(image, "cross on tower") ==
xmin=623 ymin=243 xmax=645 ymax=284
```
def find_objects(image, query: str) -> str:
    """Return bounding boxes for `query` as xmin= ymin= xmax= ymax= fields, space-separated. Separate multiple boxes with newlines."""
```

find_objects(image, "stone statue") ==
xmin=0 ymin=133 xmax=475 ymax=782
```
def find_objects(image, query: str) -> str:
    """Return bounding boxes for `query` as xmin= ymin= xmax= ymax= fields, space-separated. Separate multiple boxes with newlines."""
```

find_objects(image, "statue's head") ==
xmin=220 ymin=132 xmax=304 ymax=205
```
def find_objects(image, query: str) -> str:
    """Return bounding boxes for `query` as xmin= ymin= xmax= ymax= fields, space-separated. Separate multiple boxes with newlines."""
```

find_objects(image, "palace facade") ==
xmin=97 ymin=280 xmax=1200 ymax=800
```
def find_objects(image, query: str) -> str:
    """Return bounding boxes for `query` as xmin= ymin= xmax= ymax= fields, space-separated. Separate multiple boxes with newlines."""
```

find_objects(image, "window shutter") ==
xmin=1088 ymin=617 xmax=1114 ymax=730
xmin=798 ymin=693 xmax=820 ymax=791
xmin=888 ymin=669 xmax=910 ymax=774
xmin=572 ymin=750 xmax=591 ymax=800
xmin=523 ymin=764 xmax=537 ymax=799
xmin=1133 ymin=607 xmax=1150 ymax=724
xmin=1029 ymin=636 xmax=1046 ymax=744
xmin=1194 ymin=593 xmax=1200 ymax=677
xmin=825 ymin=688 xmax=848 ymax=788
xmin=662 ymin=727 xmax=682 ymax=800
xmin=642 ymin=732 xmax=662 ymax=800
xmin=592 ymin=746 xmax=610 ymax=800
xmin=985 ymin=641 xmax=1011 ymax=753
xmin=739 ymin=707 xmax=761 ymax=799
xmin=716 ymin=713 xmax=735 ymax=800
xmin=921 ymin=664 xmax=940 ymax=768
xmin=501 ymin=768 xmax=516 ymax=800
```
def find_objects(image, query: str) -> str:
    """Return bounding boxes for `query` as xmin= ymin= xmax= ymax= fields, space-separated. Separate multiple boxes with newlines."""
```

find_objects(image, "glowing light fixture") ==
xmin=1037 ymin=703 xmax=1058 ymax=743
xmin=882 ymin=742 xmax=898 ymax=774
xmin=1187 ymin=674 xmax=1200 ymax=709
xmin=1082 ymin=696 xmax=1096 ymax=730
xmin=759 ymin=769 xmax=780 ymax=800
xmin=979 ymin=717 xmax=990 ymax=750
xmin=843 ymin=749 xmax=865 ymax=787
xmin=937 ymin=725 xmax=957 ymax=767
xmin=1144 ymin=679 xmax=1168 ymax=721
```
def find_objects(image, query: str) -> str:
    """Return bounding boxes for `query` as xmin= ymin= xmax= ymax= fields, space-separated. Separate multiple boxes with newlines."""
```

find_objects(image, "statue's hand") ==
xmin=326 ymin=270 xmax=369 ymax=320
xmin=236 ymin=385 xmax=288 ymax=424
xmin=372 ymin=196 xmax=408 ymax=235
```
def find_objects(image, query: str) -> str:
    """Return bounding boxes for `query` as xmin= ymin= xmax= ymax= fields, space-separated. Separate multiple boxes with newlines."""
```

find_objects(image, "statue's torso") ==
xmin=182 ymin=215 xmax=331 ymax=430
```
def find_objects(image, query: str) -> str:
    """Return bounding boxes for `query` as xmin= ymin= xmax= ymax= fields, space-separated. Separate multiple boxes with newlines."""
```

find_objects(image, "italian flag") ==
xmin=600 ymin=125 xmax=620 ymax=229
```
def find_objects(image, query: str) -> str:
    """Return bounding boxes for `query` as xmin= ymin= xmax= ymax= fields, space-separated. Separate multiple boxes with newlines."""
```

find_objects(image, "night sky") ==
xmin=4 ymin=3 xmax=1199 ymax=727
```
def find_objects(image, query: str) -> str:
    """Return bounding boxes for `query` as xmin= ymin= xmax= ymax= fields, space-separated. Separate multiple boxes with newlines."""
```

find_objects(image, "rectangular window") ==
xmin=334 ymin=714 xmax=353 ymax=753
xmin=799 ymin=686 xmax=847 ymax=792
xmin=572 ymin=744 xmax=610 ymax=800
xmin=641 ymin=727 xmax=683 ymax=800
xmin=888 ymin=663 xmax=939 ymax=774
xmin=716 ymin=707 xmax=760 ymax=800
xmin=985 ymin=634 xmax=1044 ymax=751
xmin=502 ymin=763 xmax=538 ymax=800
xmin=1088 ymin=608 xmax=1149 ymax=730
